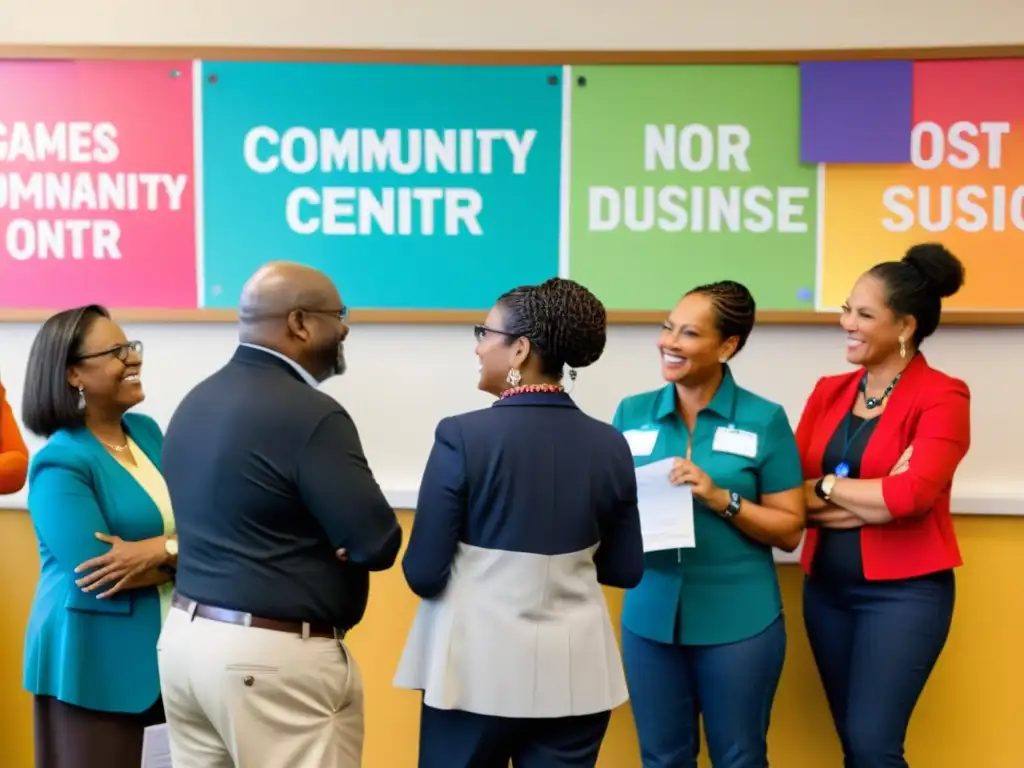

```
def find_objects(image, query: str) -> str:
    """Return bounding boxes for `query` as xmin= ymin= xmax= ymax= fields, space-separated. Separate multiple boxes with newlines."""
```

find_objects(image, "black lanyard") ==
xmin=834 ymin=412 xmax=873 ymax=478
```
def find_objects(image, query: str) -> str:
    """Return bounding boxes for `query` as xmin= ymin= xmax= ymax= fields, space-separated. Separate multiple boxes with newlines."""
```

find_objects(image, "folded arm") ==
xmin=721 ymin=487 xmax=806 ymax=551
xmin=297 ymin=411 xmax=402 ymax=571
xmin=726 ymin=407 xmax=806 ymax=551
xmin=828 ymin=379 xmax=971 ymax=524
xmin=402 ymin=418 xmax=466 ymax=599
xmin=29 ymin=456 xmax=142 ymax=608
xmin=794 ymin=379 xmax=862 ymax=529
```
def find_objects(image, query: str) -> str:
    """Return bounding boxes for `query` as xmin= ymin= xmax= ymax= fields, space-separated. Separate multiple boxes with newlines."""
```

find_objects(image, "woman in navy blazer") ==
xmin=395 ymin=278 xmax=644 ymax=768
xmin=22 ymin=305 xmax=178 ymax=768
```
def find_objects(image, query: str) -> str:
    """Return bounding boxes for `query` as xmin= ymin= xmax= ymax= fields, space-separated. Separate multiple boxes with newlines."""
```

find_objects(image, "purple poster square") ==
xmin=800 ymin=60 xmax=913 ymax=164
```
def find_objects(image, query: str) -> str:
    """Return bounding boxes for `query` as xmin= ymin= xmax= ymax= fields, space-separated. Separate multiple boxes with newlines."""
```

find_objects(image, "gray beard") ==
xmin=330 ymin=341 xmax=346 ymax=377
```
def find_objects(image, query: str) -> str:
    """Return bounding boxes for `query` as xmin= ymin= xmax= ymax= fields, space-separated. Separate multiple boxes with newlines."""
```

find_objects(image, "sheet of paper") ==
xmin=141 ymin=723 xmax=173 ymax=768
xmin=635 ymin=458 xmax=696 ymax=551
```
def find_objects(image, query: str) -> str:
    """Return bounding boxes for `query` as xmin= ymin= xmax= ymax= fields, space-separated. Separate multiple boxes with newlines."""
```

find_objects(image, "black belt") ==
xmin=172 ymin=592 xmax=347 ymax=640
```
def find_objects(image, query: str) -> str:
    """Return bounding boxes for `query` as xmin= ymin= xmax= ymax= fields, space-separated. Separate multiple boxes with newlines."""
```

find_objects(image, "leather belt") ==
xmin=172 ymin=592 xmax=346 ymax=640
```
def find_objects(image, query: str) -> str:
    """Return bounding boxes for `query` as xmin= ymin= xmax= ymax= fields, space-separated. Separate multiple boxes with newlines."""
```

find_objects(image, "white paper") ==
xmin=141 ymin=723 xmax=172 ymax=768
xmin=635 ymin=458 xmax=696 ymax=551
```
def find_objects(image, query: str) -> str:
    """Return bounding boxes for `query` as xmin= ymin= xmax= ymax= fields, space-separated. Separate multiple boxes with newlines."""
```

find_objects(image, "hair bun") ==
xmin=902 ymin=243 xmax=965 ymax=299
xmin=536 ymin=277 xmax=607 ymax=370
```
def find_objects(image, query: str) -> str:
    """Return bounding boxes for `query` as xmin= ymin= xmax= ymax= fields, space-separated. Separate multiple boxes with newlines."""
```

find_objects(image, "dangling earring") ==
xmin=565 ymin=368 xmax=577 ymax=393
xmin=506 ymin=368 xmax=522 ymax=387
xmin=899 ymin=336 xmax=907 ymax=359
xmin=77 ymin=386 xmax=86 ymax=411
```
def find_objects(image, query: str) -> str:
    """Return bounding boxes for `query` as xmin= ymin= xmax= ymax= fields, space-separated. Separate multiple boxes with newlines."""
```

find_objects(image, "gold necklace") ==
xmin=99 ymin=438 xmax=130 ymax=453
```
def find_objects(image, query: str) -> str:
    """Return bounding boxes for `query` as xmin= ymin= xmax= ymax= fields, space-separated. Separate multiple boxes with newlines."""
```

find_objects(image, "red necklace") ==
xmin=499 ymin=384 xmax=565 ymax=399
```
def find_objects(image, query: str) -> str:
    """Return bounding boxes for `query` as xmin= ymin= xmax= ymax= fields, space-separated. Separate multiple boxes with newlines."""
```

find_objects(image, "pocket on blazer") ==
xmin=64 ymin=588 xmax=133 ymax=615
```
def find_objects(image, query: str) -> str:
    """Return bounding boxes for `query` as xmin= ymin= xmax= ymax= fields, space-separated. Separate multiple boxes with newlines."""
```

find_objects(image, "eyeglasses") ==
xmin=303 ymin=306 xmax=349 ymax=322
xmin=243 ymin=307 xmax=350 ymax=322
xmin=473 ymin=324 xmax=517 ymax=342
xmin=74 ymin=340 xmax=144 ymax=363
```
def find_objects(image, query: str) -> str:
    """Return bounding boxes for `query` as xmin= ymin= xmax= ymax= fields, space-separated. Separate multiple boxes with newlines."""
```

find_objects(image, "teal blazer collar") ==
xmin=62 ymin=412 xmax=163 ymax=473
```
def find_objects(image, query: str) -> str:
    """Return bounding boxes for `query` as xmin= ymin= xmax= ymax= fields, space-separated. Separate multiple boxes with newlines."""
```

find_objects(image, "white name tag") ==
xmin=712 ymin=426 xmax=758 ymax=459
xmin=623 ymin=429 xmax=659 ymax=457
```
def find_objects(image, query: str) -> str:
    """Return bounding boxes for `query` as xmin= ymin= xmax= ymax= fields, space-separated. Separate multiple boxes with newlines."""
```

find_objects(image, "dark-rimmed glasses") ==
xmin=241 ymin=306 xmax=349 ymax=322
xmin=305 ymin=306 xmax=349 ymax=322
xmin=473 ymin=324 xmax=517 ymax=342
xmin=74 ymin=339 xmax=144 ymax=363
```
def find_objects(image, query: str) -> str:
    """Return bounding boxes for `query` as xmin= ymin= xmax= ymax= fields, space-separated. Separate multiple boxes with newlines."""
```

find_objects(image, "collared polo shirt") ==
xmin=613 ymin=366 xmax=803 ymax=646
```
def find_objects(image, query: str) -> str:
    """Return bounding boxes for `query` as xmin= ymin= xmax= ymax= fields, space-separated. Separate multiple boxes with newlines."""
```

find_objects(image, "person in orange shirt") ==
xmin=0 ymin=376 xmax=29 ymax=494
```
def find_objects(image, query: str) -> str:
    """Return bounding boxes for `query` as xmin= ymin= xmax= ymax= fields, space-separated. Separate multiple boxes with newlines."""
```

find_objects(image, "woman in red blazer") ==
xmin=795 ymin=243 xmax=970 ymax=767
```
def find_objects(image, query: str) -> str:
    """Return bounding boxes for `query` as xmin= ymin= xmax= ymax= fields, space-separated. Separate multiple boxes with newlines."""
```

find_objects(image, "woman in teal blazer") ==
xmin=22 ymin=305 xmax=178 ymax=768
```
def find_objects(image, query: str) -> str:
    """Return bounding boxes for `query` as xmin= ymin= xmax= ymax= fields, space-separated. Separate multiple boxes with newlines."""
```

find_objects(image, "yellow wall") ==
xmin=0 ymin=509 xmax=1020 ymax=767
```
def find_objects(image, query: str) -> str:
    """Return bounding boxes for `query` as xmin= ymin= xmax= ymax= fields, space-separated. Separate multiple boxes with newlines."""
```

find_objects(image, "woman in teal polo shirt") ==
xmin=614 ymin=281 xmax=806 ymax=768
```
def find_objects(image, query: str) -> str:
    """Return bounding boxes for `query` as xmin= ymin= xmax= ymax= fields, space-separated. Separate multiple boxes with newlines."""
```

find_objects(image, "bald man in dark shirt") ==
xmin=158 ymin=262 xmax=401 ymax=768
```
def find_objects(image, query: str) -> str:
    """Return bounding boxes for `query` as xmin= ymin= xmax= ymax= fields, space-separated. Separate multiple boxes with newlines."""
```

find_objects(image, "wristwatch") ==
xmin=815 ymin=473 xmax=838 ymax=502
xmin=719 ymin=490 xmax=742 ymax=519
xmin=159 ymin=537 xmax=179 ymax=580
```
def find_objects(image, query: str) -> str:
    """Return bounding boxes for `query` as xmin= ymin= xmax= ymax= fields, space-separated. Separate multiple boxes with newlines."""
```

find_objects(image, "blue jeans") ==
xmin=803 ymin=571 xmax=955 ymax=767
xmin=621 ymin=615 xmax=786 ymax=768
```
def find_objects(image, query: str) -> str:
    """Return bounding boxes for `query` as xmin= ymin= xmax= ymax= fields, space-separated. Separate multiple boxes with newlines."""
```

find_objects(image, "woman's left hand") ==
xmin=670 ymin=458 xmax=726 ymax=510
xmin=890 ymin=446 xmax=913 ymax=475
xmin=75 ymin=534 xmax=169 ymax=598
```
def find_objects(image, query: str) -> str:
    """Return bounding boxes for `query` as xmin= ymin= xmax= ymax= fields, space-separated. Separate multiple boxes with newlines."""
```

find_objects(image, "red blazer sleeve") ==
xmin=0 ymin=380 xmax=29 ymax=494
xmin=795 ymin=377 xmax=828 ymax=479
xmin=881 ymin=377 xmax=970 ymax=520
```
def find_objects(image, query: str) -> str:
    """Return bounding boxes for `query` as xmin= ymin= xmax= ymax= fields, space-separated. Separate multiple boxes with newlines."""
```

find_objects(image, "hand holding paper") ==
xmin=635 ymin=458 xmax=696 ymax=552
xmin=668 ymin=457 xmax=718 ymax=504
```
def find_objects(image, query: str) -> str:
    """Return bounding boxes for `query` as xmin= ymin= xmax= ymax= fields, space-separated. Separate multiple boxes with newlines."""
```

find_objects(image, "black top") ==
xmin=812 ymin=411 xmax=879 ymax=581
xmin=162 ymin=345 xmax=402 ymax=627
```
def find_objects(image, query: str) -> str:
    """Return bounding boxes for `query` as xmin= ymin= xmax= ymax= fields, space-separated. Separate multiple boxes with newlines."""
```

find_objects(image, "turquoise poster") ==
xmin=200 ymin=62 xmax=563 ymax=310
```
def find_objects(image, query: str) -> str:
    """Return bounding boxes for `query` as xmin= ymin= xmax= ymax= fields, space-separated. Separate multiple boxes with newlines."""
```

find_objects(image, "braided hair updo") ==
xmin=497 ymin=278 xmax=608 ymax=379
xmin=685 ymin=280 xmax=757 ymax=356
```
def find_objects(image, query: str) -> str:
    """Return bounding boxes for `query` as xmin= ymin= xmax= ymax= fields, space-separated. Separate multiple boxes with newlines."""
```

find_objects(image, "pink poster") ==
xmin=0 ymin=60 xmax=197 ymax=309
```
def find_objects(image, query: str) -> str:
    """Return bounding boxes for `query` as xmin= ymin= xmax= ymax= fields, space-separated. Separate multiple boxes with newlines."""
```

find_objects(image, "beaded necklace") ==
xmin=499 ymin=384 xmax=565 ymax=400
xmin=860 ymin=371 xmax=902 ymax=409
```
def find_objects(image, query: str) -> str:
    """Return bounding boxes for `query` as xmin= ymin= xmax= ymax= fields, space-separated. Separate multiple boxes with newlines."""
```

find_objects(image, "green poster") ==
xmin=568 ymin=65 xmax=819 ymax=311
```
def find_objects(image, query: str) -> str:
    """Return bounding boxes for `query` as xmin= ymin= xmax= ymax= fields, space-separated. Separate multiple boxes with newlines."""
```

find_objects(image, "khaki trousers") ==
xmin=157 ymin=604 xmax=363 ymax=768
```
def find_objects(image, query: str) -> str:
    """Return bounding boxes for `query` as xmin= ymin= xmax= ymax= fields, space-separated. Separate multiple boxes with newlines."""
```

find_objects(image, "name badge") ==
xmin=712 ymin=426 xmax=758 ymax=459
xmin=622 ymin=428 xmax=659 ymax=457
